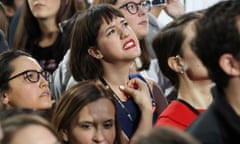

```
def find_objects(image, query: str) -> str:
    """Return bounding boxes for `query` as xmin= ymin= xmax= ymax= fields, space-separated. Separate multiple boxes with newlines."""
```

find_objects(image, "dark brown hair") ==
xmin=70 ymin=4 xmax=125 ymax=81
xmin=13 ymin=0 xmax=77 ymax=61
xmin=92 ymin=0 xmax=150 ymax=71
xmin=52 ymin=80 xmax=122 ymax=144
xmin=152 ymin=11 xmax=203 ymax=88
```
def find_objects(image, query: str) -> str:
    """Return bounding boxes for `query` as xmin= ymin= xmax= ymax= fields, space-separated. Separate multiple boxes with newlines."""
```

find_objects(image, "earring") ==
xmin=179 ymin=65 xmax=187 ymax=74
xmin=96 ymin=55 xmax=102 ymax=59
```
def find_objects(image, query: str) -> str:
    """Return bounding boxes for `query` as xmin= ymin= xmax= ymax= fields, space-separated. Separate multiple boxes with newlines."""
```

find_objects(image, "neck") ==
xmin=37 ymin=19 xmax=59 ymax=47
xmin=101 ymin=61 xmax=134 ymax=101
xmin=178 ymin=76 xmax=213 ymax=109
xmin=225 ymin=78 xmax=240 ymax=115
xmin=103 ymin=64 xmax=131 ymax=86
xmin=38 ymin=18 xmax=59 ymax=36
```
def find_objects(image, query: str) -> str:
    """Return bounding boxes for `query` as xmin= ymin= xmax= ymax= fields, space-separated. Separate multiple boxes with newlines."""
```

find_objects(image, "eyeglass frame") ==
xmin=119 ymin=0 xmax=152 ymax=15
xmin=7 ymin=69 xmax=51 ymax=83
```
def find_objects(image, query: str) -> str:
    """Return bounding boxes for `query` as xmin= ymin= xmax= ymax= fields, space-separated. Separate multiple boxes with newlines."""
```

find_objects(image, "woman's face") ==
xmin=181 ymin=22 xmax=209 ymax=81
xmin=27 ymin=0 xmax=61 ymax=20
xmin=94 ymin=16 xmax=141 ymax=63
xmin=64 ymin=98 xmax=116 ymax=144
xmin=115 ymin=0 xmax=150 ymax=40
xmin=9 ymin=124 xmax=60 ymax=144
xmin=2 ymin=56 xmax=52 ymax=110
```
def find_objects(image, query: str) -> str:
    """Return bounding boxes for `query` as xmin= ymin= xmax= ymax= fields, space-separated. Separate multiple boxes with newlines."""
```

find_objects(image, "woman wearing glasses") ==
xmin=0 ymin=50 xmax=52 ymax=114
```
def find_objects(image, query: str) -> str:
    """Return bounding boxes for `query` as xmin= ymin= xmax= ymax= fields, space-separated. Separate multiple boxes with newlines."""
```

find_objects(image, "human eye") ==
xmin=123 ymin=21 xmax=128 ymax=27
xmin=107 ymin=28 xmax=116 ymax=36
xmin=126 ymin=3 xmax=136 ymax=11
xmin=25 ymin=71 xmax=37 ymax=81
xmin=142 ymin=0 xmax=150 ymax=7
xmin=79 ymin=123 xmax=92 ymax=130
xmin=41 ymin=71 xmax=50 ymax=81
xmin=121 ymin=20 xmax=129 ymax=29
xmin=103 ymin=120 xmax=114 ymax=129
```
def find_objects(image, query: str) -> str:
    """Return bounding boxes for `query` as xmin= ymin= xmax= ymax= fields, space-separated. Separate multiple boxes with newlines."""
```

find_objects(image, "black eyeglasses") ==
xmin=7 ymin=70 xmax=51 ymax=83
xmin=119 ymin=0 xmax=151 ymax=15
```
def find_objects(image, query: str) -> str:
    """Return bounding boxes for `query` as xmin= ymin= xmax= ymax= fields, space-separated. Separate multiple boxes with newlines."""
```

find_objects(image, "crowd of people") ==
xmin=0 ymin=0 xmax=240 ymax=144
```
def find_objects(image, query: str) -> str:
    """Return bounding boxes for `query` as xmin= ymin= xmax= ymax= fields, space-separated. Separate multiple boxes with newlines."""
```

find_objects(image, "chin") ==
xmin=137 ymin=32 xmax=148 ymax=40
xmin=41 ymin=102 xmax=53 ymax=109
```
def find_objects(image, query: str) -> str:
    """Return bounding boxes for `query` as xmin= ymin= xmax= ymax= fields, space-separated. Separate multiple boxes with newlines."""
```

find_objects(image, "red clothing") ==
xmin=154 ymin=100 xmax=204 ymax=130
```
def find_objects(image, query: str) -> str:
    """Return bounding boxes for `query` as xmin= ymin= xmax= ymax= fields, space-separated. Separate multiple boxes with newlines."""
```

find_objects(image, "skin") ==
xmin=27 ymin=0 xmax=60 ymax=20
xmin=27 ymin=0 xmax=60 ymax=47
xmin=1 ymin=0 xmax=23 ymax=18
xmin=150 ymin=0 xmax=184 ymax=19
xmin=87 ymin=15 xmax=152 ymax=144
xmin=115 ymin=0 xmax=149 ymax=40
xmin=2 ymin=56 xmax=52 ymax=110
xmin=94 ymin=16 xmax=141 ymax=64
xmin=181 ymin=22 xmax=209 ymax=81
xmin=87 ymin=10 xmax=153 ymax=144
xmin=168 ymin=21 xmax=212 ymax=109
xmin=63 ymin=98 xmax=116 ymax=144
xmin=9 ymin=125 xmax=60 ymax=144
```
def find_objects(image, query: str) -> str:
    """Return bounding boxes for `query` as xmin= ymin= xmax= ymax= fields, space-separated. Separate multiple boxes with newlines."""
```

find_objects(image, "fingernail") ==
xmin=119 ymin=85 xmax=125 ymax=90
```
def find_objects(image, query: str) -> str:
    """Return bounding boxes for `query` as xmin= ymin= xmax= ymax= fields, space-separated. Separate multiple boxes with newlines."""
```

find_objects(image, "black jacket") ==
xmin=186 ymin=86 xmax=240 ymax=144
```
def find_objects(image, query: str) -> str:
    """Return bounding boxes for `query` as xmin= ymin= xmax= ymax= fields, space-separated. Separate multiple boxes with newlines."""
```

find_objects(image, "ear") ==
xmin=219 ymin=54 xmax=240 ymax=76
xmin=168 ymin=56 xmax=186 ymax=74
xmin=61 ymin=129 xmax=69 ymax=142
xmin=88 ymin=47 xmax=103 ymax=59
xmin=0 ymin=92 xmax=9 ymax=105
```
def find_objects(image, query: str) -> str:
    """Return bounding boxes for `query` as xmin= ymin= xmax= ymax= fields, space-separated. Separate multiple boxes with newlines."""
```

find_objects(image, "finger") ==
xmin=119 ymin=85 xmax=136 ymax=97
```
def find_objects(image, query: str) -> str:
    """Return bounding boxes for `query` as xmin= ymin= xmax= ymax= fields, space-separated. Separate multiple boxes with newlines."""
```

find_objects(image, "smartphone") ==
xmin=151 ymin=0 xmax=166 ymax=6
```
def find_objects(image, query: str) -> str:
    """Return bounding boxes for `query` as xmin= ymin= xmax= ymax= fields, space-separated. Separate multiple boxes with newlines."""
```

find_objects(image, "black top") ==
xmin=26 ymin=34 xmax=63 ymax=73
xmin=186 ymin=86 xmax=240 ymax=144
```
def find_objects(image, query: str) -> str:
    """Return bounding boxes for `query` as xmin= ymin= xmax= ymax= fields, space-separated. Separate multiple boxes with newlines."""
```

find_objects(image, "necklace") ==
xmin=99 ymin=77 xmax=133 ymax=122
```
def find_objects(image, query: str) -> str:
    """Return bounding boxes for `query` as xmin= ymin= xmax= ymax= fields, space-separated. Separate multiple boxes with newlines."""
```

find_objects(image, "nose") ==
xmin=39 ymin=75 xmax=49 ymax=88
xmin=93 ymin=129 xmax=105 ymax=143
xmin=120 ymin=26 xmax=130 ymax=39
xmin=138 ymin=4 xmax=147 ymax=16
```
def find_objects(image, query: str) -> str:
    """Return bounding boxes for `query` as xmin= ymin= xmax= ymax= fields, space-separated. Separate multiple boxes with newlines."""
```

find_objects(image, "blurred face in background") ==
xmin=9 ymin=124 xmax=60 ymax=144
xmin=62 ymin=98 xmax=116 ymax=144
xmin=115 ymin=0 xmax=150 ymax=40
xmin=27 ymin=0 xmax=61 ymax=20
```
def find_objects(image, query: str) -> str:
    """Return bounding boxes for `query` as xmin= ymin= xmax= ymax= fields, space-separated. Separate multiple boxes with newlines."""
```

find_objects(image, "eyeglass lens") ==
xmin=25 ymin=71 xmax=50 ymax=83
xmin=120 ymin=0 xmax=151 ymax=15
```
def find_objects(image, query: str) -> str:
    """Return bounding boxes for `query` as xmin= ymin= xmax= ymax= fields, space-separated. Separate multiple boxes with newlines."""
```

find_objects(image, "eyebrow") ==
xmin=105 ymin=25 xmax=115 ymax=33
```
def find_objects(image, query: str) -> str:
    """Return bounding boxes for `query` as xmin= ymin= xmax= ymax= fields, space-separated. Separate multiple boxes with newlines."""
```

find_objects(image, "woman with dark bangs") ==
xmin=68 ymin=4 xmax=162 ymax=143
